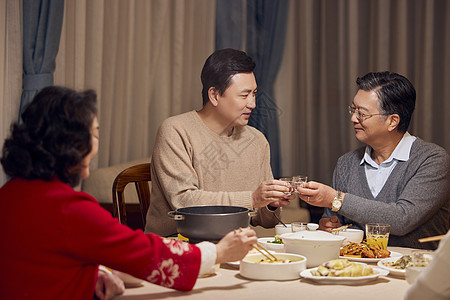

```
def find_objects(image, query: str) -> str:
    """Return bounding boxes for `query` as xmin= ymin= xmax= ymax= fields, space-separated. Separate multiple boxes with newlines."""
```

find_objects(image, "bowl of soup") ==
xmin=239 ymin=253 xmax=307 ymax=280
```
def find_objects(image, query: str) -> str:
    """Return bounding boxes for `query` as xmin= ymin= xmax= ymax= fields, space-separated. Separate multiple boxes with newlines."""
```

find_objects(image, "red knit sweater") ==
xmin=0 ymin=178 xmax=201 ymax=299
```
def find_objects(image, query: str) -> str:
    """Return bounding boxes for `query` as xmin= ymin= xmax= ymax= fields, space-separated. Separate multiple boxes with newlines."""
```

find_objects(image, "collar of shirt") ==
xmin=360 ymin=132 xmax=416 ymax=168
xmin=360 ymin=132 xmax=416 ymax=197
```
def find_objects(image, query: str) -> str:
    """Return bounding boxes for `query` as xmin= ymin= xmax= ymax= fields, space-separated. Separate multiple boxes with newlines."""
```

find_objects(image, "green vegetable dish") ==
xmin=267 ymin=235 xmax=283 ymax=244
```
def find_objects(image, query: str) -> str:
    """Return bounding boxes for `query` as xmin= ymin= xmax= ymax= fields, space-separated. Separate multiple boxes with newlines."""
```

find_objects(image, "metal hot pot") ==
xmin=168 ymin=205 xmax=254 ymax=243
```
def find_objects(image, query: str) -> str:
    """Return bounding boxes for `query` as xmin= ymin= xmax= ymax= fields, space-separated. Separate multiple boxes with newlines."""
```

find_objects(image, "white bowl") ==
xmin=240 ymin=253 xmax=307 ymax=280
xmin=280 ymin=231 xmax=346 ymax=268
xmin=307 ymin=223 xmax=319 ymax=231
xmin=335 ymin=228 xmax=364 ymax=245
xmin=257 ymin=237 xmax=285 ymax=252
xmin=275 ymin=224 xmax=292 ymax=235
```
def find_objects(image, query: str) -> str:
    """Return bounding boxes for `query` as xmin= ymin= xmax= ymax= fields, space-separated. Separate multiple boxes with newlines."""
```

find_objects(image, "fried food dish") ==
xmin=340 ymin=241 xmax=391 ymax=258
xmin=310 ymin=259 xmax=374 ymax=277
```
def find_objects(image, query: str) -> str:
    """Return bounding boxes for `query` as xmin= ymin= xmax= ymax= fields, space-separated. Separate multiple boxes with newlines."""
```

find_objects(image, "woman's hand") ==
xmin=215 ymin=227 xmax=257 ymax=264
xmin=318 ymin=215 xmax=341 ymax=232
xmin=95 ymin=267 xmax=125 ymax=300
xmin=251 ymin=180 xmax=295 ymax=208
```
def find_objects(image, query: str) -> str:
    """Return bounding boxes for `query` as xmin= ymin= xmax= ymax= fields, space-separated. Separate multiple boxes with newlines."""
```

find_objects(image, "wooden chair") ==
xmin=112 ymin=163 xmax=151 ymax=228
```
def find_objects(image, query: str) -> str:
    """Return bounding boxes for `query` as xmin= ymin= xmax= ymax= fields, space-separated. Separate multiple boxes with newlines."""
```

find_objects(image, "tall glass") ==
xmin=365 ymin=223 xmax=390 ymax=249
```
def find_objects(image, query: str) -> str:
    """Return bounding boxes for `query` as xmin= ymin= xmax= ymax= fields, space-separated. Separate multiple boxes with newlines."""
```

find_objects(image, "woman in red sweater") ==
xmin=0 ymin=86 xmax=256 ymax=299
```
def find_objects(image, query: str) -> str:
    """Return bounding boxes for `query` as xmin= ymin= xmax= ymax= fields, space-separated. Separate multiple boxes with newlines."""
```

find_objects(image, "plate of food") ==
xmin=377 ymin=255 xmax=412 ymax=277
xmin=257 ymin=236 xmax=285 ymax=252
xmin=339 ymin=241 xmax=402 ymax=263
xmin=300 ymin=258 xmax=389 ymax=284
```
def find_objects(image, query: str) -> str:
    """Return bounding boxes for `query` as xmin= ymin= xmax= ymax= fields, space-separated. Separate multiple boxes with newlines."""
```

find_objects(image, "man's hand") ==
xmin=252 ymin=180 xmax=295 ymax=208
xmin=318 ymin=215 xmax=341 ymax=232
xmin=95 ymin=267 xmax=125 ymax=300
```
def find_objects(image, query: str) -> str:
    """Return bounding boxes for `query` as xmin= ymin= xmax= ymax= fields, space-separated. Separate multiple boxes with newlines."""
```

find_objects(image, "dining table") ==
xmin=117 ymin=246 xmax=415 ymax=300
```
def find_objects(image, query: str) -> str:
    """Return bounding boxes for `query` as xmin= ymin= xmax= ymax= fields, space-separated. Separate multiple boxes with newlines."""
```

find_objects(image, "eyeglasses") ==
xmin=348 ymin=106 xmax=387 ymax=121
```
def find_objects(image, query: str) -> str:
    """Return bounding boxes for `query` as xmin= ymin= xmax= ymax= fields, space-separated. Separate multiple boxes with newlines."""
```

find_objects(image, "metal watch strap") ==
xmin=331 ymin=190 xmax=343 ymax=212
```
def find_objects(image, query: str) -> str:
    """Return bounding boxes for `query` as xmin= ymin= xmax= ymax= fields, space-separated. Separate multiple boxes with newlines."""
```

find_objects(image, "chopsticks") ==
xmin=418 ymin=235 xmax=445 ymax=243
xmin=253 ymin=242 xmax=278 ymax=262
xmin=235 ymin=227 xmax=279 ymax=262
xmin=273 ymin=213 xmax=287 ymax=228
xmin=331 ymin=224 xmax=352 ymax=233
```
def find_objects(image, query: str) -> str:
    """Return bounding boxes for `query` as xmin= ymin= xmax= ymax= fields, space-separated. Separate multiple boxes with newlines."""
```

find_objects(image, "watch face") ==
xmin=332 ymin=200 xmax=341 ymax=208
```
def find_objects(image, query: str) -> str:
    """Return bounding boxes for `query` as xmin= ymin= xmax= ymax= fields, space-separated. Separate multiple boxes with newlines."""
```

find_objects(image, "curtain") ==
xmin=54 ymin=0 xmax=215 ymax=170
xmin=246 ymin=0 xmax=289 ymax=178
xmin=0 ymin=0 xmax=22 ymax=186
xmin=215 ymin=0 xmax=289 ymax=178
xmin=276 ymin=0 xmax=450 ymax=184
xmin=215 ymin=0 xmax=243 ymax=50
xmin=19 ymin=0 xmax=64 ymax=118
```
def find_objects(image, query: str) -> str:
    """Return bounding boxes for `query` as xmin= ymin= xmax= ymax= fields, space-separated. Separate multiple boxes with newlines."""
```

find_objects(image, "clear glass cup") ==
xmin=365 ymin=223 xmax=390 ymax=250
xmin=292 ymin=175 xmax=308 ymax=192
xmin=291 ymin=222 xmax=308 ymax=232
xmin=279 ymin=177 xmax=295 ymax=196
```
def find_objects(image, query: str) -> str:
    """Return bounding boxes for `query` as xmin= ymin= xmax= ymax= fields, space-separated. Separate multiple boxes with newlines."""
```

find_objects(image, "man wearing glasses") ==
xmin=297 ymin=71 xmax=449 ymax=250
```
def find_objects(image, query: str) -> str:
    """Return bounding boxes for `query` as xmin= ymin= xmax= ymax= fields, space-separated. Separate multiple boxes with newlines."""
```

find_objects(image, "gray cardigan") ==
xmin=323 ymin=138 xmax=450 ymax=249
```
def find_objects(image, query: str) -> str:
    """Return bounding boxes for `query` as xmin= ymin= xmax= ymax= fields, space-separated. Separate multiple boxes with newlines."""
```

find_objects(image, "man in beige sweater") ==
xmin=145 ymin=48 xmax=293 ymax=237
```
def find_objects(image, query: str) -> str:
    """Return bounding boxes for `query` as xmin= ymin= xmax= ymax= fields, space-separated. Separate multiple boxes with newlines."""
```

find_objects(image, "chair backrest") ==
xmin=112 ymin=163 xmax=151 ymax=227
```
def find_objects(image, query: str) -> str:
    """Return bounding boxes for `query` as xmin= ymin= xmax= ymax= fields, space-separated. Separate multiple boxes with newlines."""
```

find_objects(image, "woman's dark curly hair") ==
xmin=1 ymin=86 xmax=97 ymax=187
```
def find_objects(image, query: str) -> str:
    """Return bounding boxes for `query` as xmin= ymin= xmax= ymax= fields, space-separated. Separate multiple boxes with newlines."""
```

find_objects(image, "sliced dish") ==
xmin=300 ymin=266 xmax=389 ymax=284
xmin=377 ymin=257 xmax=407 ymax=277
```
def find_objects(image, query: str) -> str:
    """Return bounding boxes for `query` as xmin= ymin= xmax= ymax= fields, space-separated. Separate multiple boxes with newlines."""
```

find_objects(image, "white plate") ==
xmin=226 ymin=260 xmax=241 ymax=267
xmin=377 ymin=257 xmax=406 ymax=277
xmin=300 ymin=265 xmax=389 ymax=284
xmin=257 ymin=237 xmax=285 ymax=252
xmin=340 ymin=251 xmax=402 ymax=263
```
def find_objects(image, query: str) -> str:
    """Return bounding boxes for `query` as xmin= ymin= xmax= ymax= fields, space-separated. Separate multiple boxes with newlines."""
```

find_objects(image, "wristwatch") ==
xmin=331 ymin=191 xmax=343 ymax=212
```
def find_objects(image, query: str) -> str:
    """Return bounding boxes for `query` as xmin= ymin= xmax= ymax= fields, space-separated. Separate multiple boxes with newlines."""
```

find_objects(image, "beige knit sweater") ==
xmin=145 ymin=111 xmax=280 ymax=236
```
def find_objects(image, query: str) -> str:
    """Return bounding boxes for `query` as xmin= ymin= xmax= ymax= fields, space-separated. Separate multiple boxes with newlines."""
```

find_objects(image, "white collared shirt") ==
xmin=361 ymin=132 xmax=416 ymax=197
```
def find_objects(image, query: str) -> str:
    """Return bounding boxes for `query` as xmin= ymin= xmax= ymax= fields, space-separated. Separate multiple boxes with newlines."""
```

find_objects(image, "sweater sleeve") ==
xmin=152 ymin=117 xmax=278 ymax=228
xmin=61 ymin=194 xmax=201 ymax=291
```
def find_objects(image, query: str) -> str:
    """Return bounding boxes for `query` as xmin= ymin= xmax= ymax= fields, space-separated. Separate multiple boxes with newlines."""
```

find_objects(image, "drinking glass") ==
xmin=279 ymin=177 xmax=295 ymax=196
xmin=292 ymin=175 xmax=308 ymax=193
xmin=291 ymin=222 xmax=308 ymax=232
xmin=365 ymin=223 xmax=390 ymax=250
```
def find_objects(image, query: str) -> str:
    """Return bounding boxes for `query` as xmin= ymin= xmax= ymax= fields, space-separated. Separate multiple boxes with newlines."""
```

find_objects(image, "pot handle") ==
xmin=168 ymin=211 xmax=184 ymax=221
xmin=248 ymin=209 xmax=257 ymax=218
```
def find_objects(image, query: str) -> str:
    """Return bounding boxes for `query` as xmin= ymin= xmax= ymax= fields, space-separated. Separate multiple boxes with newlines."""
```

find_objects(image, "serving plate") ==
xmin=257 ymin=237 xmax=285 ymax=252
xmin=377 ymin=257 xmax=406 ymax=277
xmin=300 ymin=266 xmax=389 ymax=284
xmin=340 ymin=251 xmax=402 ymax=263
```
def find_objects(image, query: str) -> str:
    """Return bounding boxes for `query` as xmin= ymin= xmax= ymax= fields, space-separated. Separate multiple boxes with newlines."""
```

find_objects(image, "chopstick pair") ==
xmin=253 ymin=242 xmax=278 ymax=262
xmin=418 ymin=235 xmax=445 ymax=243
xmin=234 ymin=227 xmax=278 ymax=261
xmin=331 ymin=224 xmax=352 ymax=233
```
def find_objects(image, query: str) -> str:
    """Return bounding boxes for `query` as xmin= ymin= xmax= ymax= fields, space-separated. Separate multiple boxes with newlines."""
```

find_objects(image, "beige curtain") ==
xmin=54 ymin=0 xmax=215 ymax=170
xmin=0 ymin=0 xmax=22 ymax=185
xmin=275 ymin=0 xmax=450 ymax=185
